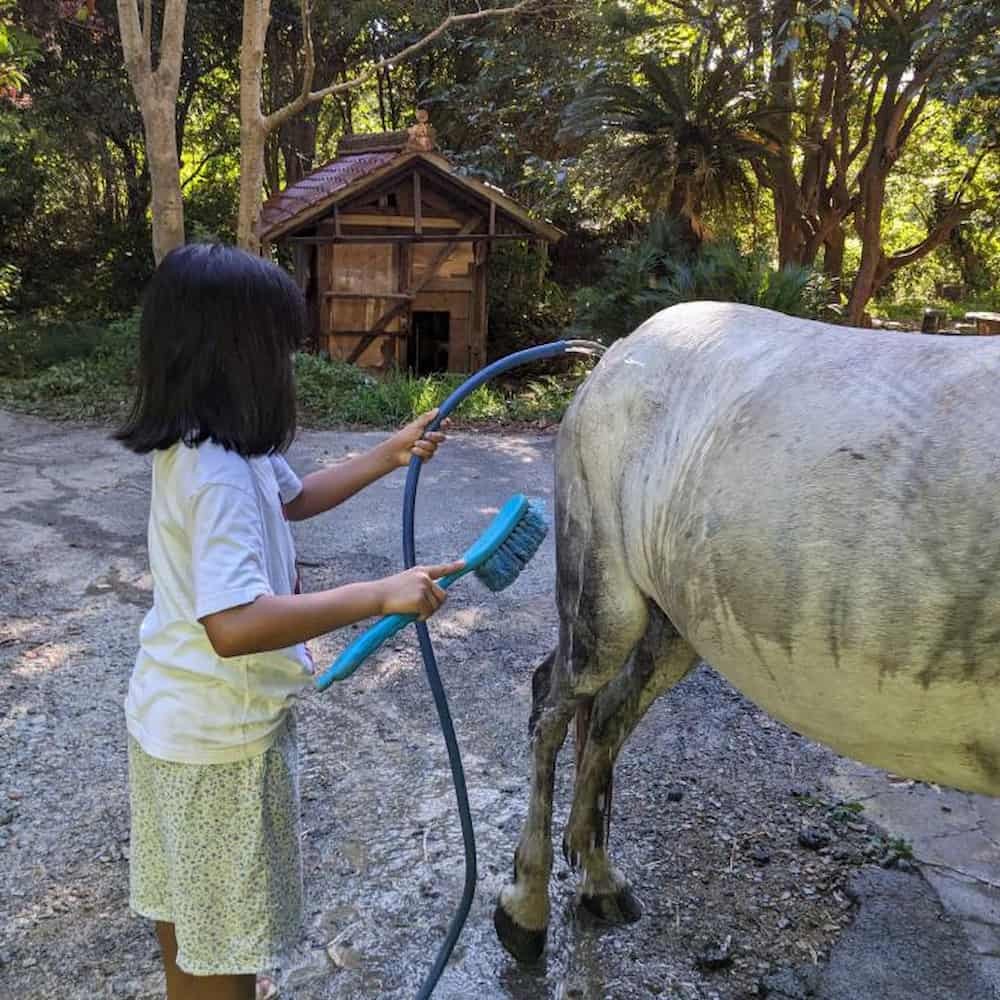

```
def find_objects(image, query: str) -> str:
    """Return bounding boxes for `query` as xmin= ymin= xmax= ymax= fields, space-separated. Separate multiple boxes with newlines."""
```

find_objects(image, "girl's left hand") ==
xmin=390 ymin=409 xmax=449 ymax=467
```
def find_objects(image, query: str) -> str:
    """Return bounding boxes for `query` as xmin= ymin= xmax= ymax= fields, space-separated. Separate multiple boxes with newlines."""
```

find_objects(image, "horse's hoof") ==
xmin=581 ymin=885 xmax=643 ymax=924
xmin=494 ymin=901 xmax=547 ymax=963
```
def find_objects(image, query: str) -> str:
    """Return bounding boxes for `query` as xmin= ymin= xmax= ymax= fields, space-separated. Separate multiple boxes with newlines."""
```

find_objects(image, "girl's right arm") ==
xmin=200 ymin=561 xmax=463 ymax=658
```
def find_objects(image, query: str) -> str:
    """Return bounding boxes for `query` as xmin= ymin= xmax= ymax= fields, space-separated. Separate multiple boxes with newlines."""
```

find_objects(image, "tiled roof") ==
xmin=258 ymin=151 xmax=398 ymax=240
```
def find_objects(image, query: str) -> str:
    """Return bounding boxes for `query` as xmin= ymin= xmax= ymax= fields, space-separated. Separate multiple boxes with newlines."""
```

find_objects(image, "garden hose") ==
xmin=402 ymin=339 xmax=605 ymax=999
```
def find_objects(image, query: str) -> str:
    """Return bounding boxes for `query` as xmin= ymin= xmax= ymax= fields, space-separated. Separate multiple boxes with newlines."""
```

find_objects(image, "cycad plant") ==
xmin=560 ymin=45 xmax=776 ymax=246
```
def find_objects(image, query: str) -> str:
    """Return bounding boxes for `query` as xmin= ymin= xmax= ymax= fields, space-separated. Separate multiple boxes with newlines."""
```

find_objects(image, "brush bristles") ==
xmin=474 ymin=500 xmax=548 ymax=593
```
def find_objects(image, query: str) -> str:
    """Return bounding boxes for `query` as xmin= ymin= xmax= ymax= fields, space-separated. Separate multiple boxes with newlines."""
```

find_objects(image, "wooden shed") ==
xmin=258 ymin=112 xmax=563 ymax=373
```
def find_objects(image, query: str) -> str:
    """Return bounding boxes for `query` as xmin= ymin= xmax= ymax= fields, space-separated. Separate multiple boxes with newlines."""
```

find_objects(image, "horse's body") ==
xmin=494 ymin=301 xmax=1000 ymax=962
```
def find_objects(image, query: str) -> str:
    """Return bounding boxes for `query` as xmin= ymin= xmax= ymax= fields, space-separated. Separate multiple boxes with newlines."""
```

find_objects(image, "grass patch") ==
xmin=295 ymin=353 xmax=581 ymax=427
xmin=0 ymin=316 xmax=585 ymax=428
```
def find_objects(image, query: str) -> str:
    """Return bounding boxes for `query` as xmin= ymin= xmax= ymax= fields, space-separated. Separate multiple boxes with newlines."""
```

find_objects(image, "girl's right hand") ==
xmin=379 ymin=562 xmax=464 ymax=619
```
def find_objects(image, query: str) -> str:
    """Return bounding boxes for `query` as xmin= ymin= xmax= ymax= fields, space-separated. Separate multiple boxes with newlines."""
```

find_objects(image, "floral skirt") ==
xmin=127 ymin=714 xmax=303 ymax=976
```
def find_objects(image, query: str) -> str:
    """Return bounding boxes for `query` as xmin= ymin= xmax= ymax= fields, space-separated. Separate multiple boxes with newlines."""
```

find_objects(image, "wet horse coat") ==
xmin=495 ymin=301 xmax=1000 ymax=961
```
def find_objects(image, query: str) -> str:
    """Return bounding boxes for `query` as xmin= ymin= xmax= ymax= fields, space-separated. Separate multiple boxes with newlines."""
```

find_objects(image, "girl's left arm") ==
xmin=283 ymin=409 xmax=447 ymax=521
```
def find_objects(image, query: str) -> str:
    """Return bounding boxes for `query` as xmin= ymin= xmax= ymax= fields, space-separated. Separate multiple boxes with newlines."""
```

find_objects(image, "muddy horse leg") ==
xmin=494 ymin=418 xmax=652 ymax=962
xmin=492 ymin=649 xmax=577 ymax=963
xmin=563 ymin=605 xmax=698 ymax=923
xmin=494 ymin=586 xmax=649 ymax=962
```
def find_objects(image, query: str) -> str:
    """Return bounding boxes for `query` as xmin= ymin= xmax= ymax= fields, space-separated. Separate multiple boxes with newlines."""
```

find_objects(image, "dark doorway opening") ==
xmin=408 ymin=311 xmax=450 ymax=374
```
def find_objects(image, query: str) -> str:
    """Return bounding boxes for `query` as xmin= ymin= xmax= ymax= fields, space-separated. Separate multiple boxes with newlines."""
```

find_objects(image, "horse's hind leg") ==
xmin=563 ymin=604 xmax=699 ymax=923
xmin=494 ymin=460 xmax=649 ymax=962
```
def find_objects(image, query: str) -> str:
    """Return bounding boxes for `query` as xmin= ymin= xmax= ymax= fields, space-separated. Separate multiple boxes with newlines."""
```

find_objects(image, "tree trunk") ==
xmin=667 ymin=178 xmax=704 ymax=249
xmin=823 ymin=227 xmax=845 ymax=291
xmin=144 ymin=94 xmax=186 ymax=259
xmin=766 ymin=0 xmax=807 ymax=267
xmin=237 ymin=0 xmax=270 ymax=251
xmin=846 ymin=180 xmax=886 ymax=324
xmin=237 ymin=124 xmax=267 ymax=252
xmin=116 ymin=0 xmax=188 ymax=263
xmin=845 ymin=63 xmax=908 ymax=325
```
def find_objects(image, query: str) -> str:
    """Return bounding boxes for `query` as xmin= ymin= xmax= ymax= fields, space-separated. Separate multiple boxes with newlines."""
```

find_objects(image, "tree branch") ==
xmin=896 ymin=88 xmax=928 ymax=151
xmin=265 ymin=0 xmax=539 ymax=130
xmin=181 ymin=142 xmax=237 ymax=189
xmin=142 ymin=0 xmax=152 ymax=54
xmin=116 ymin=0 xmax=151 ymax=89
xmin=884 ymin=59 xmax=938 ymax=154
xmin=157 ymin=0 xmax=188 ymax=90
xmin=885 ymin=203 xmax=971 ymax=271
xmin=847 ymin=71 xmax=880 ymax=167
xmin=870 ymin=0 xmax=905 ymax=29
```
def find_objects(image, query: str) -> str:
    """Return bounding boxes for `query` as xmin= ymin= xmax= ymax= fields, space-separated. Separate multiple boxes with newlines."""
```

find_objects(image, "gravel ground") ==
xmin=0 ymin=410 xmax=988 ymax=1000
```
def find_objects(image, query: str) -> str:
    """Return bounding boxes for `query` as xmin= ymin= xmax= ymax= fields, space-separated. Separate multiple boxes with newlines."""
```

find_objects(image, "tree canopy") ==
xmin=2 ymin=0 xmax=998 ymax=328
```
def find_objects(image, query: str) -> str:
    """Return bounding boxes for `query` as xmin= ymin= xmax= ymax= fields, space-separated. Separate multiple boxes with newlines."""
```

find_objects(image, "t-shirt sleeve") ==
xmin=189 ymin=483 xmax=272 ymax=621
xmin=269 ymin=454 xmax=304 ymax=505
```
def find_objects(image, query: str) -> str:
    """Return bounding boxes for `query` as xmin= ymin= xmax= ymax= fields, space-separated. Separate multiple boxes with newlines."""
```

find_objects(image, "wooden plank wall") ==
xmin=311 ymin=170 xmax=504 ymax=372
xmin=324 ymin=242 xmax=404 ymax=367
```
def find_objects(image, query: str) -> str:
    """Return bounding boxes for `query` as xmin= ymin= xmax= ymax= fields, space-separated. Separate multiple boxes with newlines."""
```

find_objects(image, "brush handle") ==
xmin=315 ymin=495 xmax=531 ymax=689
xmin=314 ymin=567 xmax=469 ymax=690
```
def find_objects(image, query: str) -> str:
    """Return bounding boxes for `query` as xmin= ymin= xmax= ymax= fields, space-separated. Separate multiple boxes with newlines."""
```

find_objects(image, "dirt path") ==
xmin=1 ymin=410 xmax=995 ymax=1000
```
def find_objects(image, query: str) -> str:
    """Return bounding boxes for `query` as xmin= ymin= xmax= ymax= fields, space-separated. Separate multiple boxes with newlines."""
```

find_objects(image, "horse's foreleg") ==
xmin=493 ymin=653 xmax=577 ymax=963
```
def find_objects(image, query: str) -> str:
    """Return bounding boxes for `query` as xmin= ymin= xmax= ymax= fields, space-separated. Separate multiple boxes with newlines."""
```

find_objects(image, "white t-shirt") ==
xmin=125 ymin=441 xmax=313 ymax=764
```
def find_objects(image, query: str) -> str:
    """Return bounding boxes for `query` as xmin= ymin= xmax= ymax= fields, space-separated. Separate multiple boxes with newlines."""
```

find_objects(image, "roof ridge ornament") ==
xmin=405 ymin=109 xmax=436 ymax=152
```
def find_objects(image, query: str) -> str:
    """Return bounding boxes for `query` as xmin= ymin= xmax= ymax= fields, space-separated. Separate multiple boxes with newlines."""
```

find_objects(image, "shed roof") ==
xmin=258 ymin=116 xmax=563 ymax=245
xmin=259 ymin=151 xmax=398 ymax=241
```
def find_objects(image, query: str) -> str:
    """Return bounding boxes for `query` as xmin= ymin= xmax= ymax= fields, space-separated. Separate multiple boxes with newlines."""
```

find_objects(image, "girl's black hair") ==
xmin=115 ymin=242 xmax=306 ymax=456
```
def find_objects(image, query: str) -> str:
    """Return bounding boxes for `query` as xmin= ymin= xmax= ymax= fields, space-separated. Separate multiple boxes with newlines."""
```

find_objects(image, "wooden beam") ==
xmin=413 ymin=172 xmax=422 ymax=235
xmin=328 ymin=330 xmax=408 ymax=338
xmin=333 ymin=204 xmax=341 ymax=237
xmin=415 ymin=277 xmax=475 ymax=293
xmin=337 ymin=213 xmax=458 ymax=229
xmin=289 ymin=233 xmax=533 ymax=245
xmin=489 ymin=201 xmax=496 ymax=236
xmin=324 ymin=291 xmax=414 ymax=301
xmin=346 ymin=216 xmax=481 ymax=364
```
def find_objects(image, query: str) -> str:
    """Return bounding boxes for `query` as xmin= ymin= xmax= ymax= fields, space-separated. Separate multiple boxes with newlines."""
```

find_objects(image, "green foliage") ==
xmin=573 ymin=216 xmax=832 ymax=342
xmin=0 ymin=311 xmax=581 ymax=427
xmin=888 ymin=835 xmax=915 ymax=860
xmin=295 ymin=353 xmax=579 ymax=426
xmin=827 ymin=800 xmax=865 ymax=824
xmin=486 ymin=241 xmax=574 ymax=357
xmin=0 ymin=310 xmax=139 ymax=416
xmin=2 ymin=0 xmax=998 ymax=349
xmin=0 ymin=2 xmax=41 ymax=94
xmin=0 ymin=317 xmax=106 ymax=377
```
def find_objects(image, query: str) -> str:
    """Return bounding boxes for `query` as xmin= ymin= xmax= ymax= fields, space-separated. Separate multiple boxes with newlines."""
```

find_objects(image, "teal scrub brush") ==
xmin=315 ymin=493 xmax=546 ymax=690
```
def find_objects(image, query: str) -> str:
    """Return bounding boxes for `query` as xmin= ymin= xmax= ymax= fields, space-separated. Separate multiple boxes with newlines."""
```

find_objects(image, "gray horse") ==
xmin=494 ymin=301 xmax=1000 ymax=962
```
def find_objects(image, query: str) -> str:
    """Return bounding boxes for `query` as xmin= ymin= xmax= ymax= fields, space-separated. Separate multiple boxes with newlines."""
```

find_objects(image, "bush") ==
xmin=572 ymin=216 xmax=833 ymax=342
xmin=487 ymin=241 xmax=574 ymax=358
xmin=0 ymin=311 xmax=140 ymax=419
xmin=0 ymin=317 xmax=106 ymax=377
xmin=0 ymin=316 xmax=582 ymax=427
xmin=295 ymin=353 xmax=518 ymax=426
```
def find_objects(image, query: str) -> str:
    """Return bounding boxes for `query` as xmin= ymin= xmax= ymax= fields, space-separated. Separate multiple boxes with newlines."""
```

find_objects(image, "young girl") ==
xmin=116 ymin=242 xmax=462 ymax=1000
